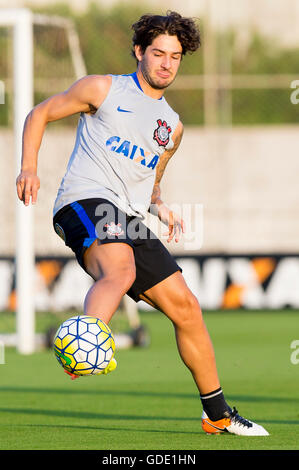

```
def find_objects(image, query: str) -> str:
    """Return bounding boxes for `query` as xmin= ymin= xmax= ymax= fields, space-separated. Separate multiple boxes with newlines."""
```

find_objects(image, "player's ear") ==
xmin=134 ymin=45 xmax=143 ymax=63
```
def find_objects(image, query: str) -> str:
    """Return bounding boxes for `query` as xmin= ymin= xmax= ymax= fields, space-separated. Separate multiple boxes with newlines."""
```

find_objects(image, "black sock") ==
xmin=200 ymin=387 xmax=231 ymax=421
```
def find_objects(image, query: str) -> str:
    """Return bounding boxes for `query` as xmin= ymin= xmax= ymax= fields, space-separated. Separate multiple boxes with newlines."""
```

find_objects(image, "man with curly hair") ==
xmin=16 ymin=11 xmax=268 ymax=436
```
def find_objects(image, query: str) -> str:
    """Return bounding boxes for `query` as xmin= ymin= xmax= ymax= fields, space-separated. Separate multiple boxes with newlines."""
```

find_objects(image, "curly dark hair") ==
xmin=131 ymin=11 xmax=200 ymax=59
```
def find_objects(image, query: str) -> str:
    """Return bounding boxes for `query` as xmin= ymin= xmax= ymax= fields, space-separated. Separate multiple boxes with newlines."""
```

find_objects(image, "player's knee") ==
xmin=104 ymin=264 xmax=136 ymax=293
xmin=173 ymin=291 xmax=203 ymax=329
xmin=118 ymin=265 xmax=136 ymax=292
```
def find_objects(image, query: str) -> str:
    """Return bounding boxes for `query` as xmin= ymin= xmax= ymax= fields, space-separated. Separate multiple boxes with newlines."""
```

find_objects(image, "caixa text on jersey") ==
xmin=106 ymin=136 xmax=159 ymax=170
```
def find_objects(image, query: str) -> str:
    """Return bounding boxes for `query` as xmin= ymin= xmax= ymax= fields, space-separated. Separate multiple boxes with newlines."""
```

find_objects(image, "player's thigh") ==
xmin=142 ymin=271 xmax=202 ymax=326
xmin=83 ymin=240 xmax=136 ymax=284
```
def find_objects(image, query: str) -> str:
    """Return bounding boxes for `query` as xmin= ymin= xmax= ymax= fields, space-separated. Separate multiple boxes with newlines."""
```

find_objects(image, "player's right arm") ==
xmin=16 ymin=74 xmax=112 ymax=206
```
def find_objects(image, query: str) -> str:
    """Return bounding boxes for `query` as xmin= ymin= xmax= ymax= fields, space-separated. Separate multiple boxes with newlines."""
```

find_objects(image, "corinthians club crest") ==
xmin=104 ymin=222 xmax=124 ymax=237
xmin=153 ymin=119 xmax=172 ymax=147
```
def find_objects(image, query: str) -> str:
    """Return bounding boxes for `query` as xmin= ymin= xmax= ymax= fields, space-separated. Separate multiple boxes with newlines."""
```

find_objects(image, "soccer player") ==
xmin=16 ymin=11 xmax=268 ymax=436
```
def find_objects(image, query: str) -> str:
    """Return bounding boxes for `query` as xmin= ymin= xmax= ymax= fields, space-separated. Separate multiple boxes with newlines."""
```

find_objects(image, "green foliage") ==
xmin=233 ymin=32 xmax=299 ymax=75
xmin=0 ymin=3 xmax=298 ymax=126
xmin=74 ymin=2 xmax=203 ymax=76
xmin=232 ymin=88 xmax=299 ymax=125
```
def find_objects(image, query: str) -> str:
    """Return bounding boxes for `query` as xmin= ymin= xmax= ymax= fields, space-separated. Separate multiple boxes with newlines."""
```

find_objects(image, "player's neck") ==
xmin=136 ymin=69 xmax=165 ymax=100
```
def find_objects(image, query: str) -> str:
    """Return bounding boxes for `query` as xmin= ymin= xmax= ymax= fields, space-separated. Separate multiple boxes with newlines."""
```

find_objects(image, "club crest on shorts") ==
xmin=54 ymin=223 xmax=66 ymax=242
xmin=104 ymin=222 xmax=124 ymax=237
xmin=153 ymin=119 xmax=172 ymax=147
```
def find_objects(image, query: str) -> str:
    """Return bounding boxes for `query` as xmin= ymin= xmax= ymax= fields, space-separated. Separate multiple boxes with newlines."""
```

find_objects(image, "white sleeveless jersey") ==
xmin=53 ymin=73 xmax=180 ymax=218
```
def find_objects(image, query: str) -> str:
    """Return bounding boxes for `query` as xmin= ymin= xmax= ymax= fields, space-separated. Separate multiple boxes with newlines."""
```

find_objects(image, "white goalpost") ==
xmin=0 ymin=8 xmax=86 ymax=354
xmin=1 ymin=8 xmax=146 ymax=354
xmin=0 ymin=9 xmax=34 ymax=354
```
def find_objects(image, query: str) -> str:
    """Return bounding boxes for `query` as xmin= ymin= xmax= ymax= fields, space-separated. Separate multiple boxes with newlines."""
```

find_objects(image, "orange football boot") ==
xmin=202 ymin=413 xmax=231 ymax=434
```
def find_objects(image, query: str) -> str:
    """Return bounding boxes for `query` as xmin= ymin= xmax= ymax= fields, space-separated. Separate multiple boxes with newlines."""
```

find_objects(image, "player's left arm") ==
xmin=150 ymin=120 xmax=185 ymax=243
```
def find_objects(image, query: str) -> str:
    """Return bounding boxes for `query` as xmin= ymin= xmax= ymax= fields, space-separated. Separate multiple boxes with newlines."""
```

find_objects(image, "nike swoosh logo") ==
xmin=55 ymin=347 xmax=72 ymax=366
xmin=117 ymin=106 xmax=133 ymax=113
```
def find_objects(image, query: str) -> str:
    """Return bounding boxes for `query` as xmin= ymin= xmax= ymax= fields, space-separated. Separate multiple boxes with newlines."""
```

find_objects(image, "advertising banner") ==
xmin=0 ymin=254 xmax=298 ymax=312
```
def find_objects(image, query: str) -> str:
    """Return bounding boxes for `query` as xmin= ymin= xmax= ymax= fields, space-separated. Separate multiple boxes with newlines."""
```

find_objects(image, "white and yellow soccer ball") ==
xmin=53 ymin=315 xmax=115 ymax=377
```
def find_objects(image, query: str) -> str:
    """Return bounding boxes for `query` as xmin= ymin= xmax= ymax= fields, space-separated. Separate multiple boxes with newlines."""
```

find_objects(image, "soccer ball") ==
xmin=53 ymin=315 xmax=115 ymax=377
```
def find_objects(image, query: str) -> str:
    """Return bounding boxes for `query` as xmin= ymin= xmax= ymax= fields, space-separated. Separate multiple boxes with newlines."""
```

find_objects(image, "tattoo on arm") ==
xmin=157 ymin=123 xmax=183 ymax=181
xmin=151 ymin=121 xmax=184 ymax=205
xmin=151 ymin=183 xmax=161 ymax=204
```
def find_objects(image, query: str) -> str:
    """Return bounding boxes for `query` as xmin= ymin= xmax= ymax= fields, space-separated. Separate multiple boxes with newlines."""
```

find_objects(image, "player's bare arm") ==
xmin=150 ymin=120 xmax=185 ymax=242
xmin=16 ymin=74 xmax=112 ymax=206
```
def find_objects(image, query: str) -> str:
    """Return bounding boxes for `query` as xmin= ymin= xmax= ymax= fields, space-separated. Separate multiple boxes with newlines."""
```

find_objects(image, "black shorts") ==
xmin=53 ymin=198 xmax=181 ymax=302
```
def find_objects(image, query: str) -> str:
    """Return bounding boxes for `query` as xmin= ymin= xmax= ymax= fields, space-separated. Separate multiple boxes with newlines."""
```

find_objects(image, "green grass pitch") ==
xmin=0 ymin=310 xmax=298 ymax=450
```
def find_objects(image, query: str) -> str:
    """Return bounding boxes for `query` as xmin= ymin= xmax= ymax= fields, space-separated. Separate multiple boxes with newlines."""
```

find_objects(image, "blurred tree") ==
xmin=0 ymin=3 xmax=298 ymax=126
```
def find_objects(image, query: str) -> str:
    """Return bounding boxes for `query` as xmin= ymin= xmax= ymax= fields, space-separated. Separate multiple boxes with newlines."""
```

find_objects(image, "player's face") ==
xmin=136 ymin=34 xmax=183 ymax=90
